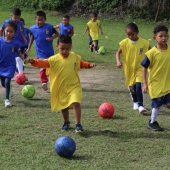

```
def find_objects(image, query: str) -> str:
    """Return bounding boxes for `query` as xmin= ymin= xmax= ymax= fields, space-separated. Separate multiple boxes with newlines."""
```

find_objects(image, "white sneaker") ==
xmin=5 ymin=99 xmax=12 ymax=108
xmin=42 ymin=83 xmax=48 ymax=91
xmin=139 ymin=106 xmax=146 ymax=113
xmin=133 ymin=102 xmax=138 ymax=110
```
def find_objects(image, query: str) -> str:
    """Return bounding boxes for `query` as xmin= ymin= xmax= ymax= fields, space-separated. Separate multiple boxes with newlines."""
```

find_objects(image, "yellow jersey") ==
xmin=120 ymin=37 xmax=149 ymax=86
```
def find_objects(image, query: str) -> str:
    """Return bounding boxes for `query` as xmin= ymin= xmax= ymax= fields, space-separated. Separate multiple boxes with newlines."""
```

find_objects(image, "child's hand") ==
xmin=101 ymin=31 xmax=103 ymax=35
xmin=89 ymin=63 xmax=97 ymax=68
xmin=25 ymin=58 xmax=35 ymax=64
xmin=46 ymin=37 xmax=53 ymax=41
xmin=142 ymin=83 xmax=148 ymax=93
xmin=117 ymin=62 xmax=122 ymax=68
xmin=25 ymin=48 xmax=30 ymax=54
xmin=83 ymin=33 xmax=85 ymax=36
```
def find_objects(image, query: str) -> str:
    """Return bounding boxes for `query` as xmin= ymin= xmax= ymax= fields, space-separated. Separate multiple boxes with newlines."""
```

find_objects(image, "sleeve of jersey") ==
xmin=31 ymin=59 xmax=50 ymax=68
xmin=80 ymin=60 xmax=90 ymax=69
xmin=141 ymin=56 xmax=150 ymax=68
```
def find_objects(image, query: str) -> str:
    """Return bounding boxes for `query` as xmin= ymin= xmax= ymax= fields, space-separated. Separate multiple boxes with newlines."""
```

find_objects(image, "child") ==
xmin=20 ymin=18 xmax=31 ymax=59
xmin=54 ymin=15 xmax=74 ymax=37
xmin=116 ymin=22 xmax=150 ymax=113
xmin=26 ymin=34 xmax=96 ymax=132
xmin=141 ymin=25 xmax=170 ymax=131
xmin=26 ymin=10 xmax=59 ymax=91
xmin=0 ymin=8 xmax=27 ymax=75
xmin=0 ymin=21 xmax=25 ymax=107
xmin=83 ymin=12 xmax=103 ymax=54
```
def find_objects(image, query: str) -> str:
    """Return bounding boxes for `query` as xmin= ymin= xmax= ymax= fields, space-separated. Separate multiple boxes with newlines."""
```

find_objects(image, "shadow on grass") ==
xmin=66 ymin=154 xmax=93 ymax=160
xmin=0 ymin=115 xmax=7 ymax=119
xmin=82 ymin=88 xmax=127 ymax=93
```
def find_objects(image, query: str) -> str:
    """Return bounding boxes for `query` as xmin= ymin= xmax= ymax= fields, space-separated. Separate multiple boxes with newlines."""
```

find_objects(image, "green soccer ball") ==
xmin=98 ymin=46 xmax=106 ymax=55
xmin=22 ymin=85 xmax=35 ymax=99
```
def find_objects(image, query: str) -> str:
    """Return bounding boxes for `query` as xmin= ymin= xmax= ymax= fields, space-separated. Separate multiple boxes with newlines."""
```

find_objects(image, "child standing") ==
xmin=0 ymin=8 xmax=26 ymax=75
xmin=141 ymin=25 xmax=170 ymax=131
xmin=54 ymin=15 xmax=74 ymax=37
xmin=26 ymin=11 xmax=59 ymax=91
xmin=26 ymin=34 xmax=96 ymax=132
xmin=83 ymin=13 xmax=103 ymax=54
xmin=0 ymin=21 xmax=25 ymax=107
xmin=116 ymin=22 xmax=150 ymax=113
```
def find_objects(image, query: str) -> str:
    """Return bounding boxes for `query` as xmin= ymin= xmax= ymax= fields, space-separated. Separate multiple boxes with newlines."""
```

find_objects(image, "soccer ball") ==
xmin=98 ymin=46 xmax=106 ymax=55
xmin=98 ymin=102 xmax=114 ymax=118
xmin=22 ymin=85 xmax=35 ymax=99
xmin=54 ymin=136 xmax=76 ymax=158
xmin=15 ymin=73 xmax=26 ymax=85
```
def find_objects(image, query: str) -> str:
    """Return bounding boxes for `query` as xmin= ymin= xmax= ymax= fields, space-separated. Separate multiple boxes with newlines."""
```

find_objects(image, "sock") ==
xmin=16 ymin=57 xmax=23 ymax=74
xmin=94 ymin=46 xmax=98 ymax=51
xmin=150 ymin=108 xmax=159 ymax=123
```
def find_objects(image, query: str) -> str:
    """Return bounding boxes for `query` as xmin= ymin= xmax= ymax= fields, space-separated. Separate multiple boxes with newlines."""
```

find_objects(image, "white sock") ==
xmin=16 ymin=57 xmax=23 ymax=74
xmin=150 ymin=108 xmax=159 ymax=123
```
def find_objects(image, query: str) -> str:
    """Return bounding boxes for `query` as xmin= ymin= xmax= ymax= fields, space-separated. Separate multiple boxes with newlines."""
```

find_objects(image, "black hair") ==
xmin=5 ymin=21 xmax=17 ymax=32
xmin=57 ymin=34 xmax=72 ymax=45
xmin=20 ymin=18 xmax=25 ymax=24
xmin=91 ymin=12 xmax=98 ymax=17
xmin=126 ymin=22 xmax=139 ymax=32
xmin=153 ymin=25 xmax=168 ymax=34
xmin=35 ymin=11 xmax=46 ymax=19
xmin=12 ymin=8 xmax=21 ymax=16
xmin=63 ymin=15 xmax=70 ymax=20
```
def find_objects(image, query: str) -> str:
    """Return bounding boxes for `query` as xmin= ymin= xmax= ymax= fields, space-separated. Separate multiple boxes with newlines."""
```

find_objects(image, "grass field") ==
xmin=1 ymin=10 xmax=170 ymax=170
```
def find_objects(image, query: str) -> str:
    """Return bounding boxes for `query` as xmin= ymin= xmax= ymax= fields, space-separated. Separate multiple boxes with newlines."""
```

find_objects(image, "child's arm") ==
xmin=80 ymin=60 xmax=96 ymax=69
xmin=20 ymin=31 xmax=27 ymax=44
xmin=25 ymin=34 xmax=34 ymax=54
xmin=116 ymin=47 xmax=123 ymax=68
xmin=26 ymin=59 xmax=50 ymax=68
xmin=83 ymin=27 xmax=89 ymax=36
xmin=99 ymin=25 xmax=103 ymax=35
xmin=70 ymin=27 xmax=74 ymax=37
xmin=46 ymin=28 xmax=59 ymax=41
xmin=54 ymin=24 xmax=60 ymax=29
xmin=17 ymin=50 xmax=25 ymax=61
xmin=142 ymin=67 xmax=148 ymax=93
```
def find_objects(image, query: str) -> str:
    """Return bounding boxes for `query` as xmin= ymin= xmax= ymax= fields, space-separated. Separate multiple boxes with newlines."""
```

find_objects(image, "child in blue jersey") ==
xmin=20 ymin=18 xmax=31 ymax=59
xmin=26 ymin=11 xmax=59 ymax=91
xmin=0 ymin=21 xmax=25 ymax=107
xmin=141 ymin=25 xmax=170 ymax=131
xmin=116 ymin=23 xmax=150 ymax=113
xmin=0 ymin=8 xmax=27 ymax=75
xmin=54 ymin=15 xmax=74 ymax=37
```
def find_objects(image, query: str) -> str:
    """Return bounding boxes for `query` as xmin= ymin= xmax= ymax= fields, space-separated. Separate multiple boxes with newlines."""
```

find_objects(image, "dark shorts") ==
xmin=151 ymin=93 xmax=170 ymax=108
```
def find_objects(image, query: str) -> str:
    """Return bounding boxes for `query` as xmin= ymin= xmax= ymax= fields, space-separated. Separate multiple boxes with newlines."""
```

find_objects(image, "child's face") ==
xmin=126 ymin=28 xmax=138 ymax=41
xmin=62 ymin=17 xmax=69 ymax=26
xmin=11 ymin=14 xmax=20 ymax=23
xmin=5 ymin=26 xmax=16 ymax=39
xmin=57 ymin=42 xmax=71 ymax=58
xmin=91 ymin=16 xmax=97 ymax=22
xmin=35 ymin=16 xmax=46 ymax=27
xmin=154 ymin=31 xmax=169 ymax=45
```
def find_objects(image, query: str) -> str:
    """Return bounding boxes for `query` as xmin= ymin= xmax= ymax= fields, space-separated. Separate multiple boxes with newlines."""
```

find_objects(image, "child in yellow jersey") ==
xmin=116 ymin=22 xmax=150 ymax=113
xmin=26 ymin=34 xmax=96 ymax=133
xmin=83 ymin=12 xmax=103 ymax=54
xmin=141 ymin=25 xmax=170 ymax=131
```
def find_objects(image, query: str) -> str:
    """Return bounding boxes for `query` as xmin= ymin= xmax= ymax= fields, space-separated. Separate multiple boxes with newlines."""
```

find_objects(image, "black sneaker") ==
xmin=147 ymin=120 xmax=164 ymax=131
xmin=62 ymin=122 xmax=70 ymax=131
xmin=75 ymin=123 xmax=83 ymax=133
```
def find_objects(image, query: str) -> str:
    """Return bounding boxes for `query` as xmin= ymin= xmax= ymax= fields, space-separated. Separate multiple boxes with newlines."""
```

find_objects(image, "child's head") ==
xmin=91 ymin=13 xmax=98 ymax=22
xmin=11 ymin=8 xmax=21 ymax=23
xmin=4 ymin=21 xmax=17 ymax=40
xmin=57 ymin=34 xmax=72 ymax=58
xmin=153 ymin=25 xmax=169 ymax=45
xmin=62 ymin=15 xmax=70 ymax=26
xmin=126 ymin=22 xmax=139 ymax=41
xmin=20 ymin=18 xmax=25 ymax=29
xmin=35 ymin=11 xmax=46 ymax=27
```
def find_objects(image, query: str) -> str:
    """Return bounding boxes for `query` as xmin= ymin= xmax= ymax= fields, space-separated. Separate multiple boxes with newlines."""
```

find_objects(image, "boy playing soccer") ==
xmin=26 ymin=11 xmax=59 ymax=91
xmin=141 ymin=25 xmax=170 ymax=131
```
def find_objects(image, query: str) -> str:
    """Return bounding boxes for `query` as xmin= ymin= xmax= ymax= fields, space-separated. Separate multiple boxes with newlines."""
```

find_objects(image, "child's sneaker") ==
xmin=5 ymin=99 xmax=12 ymax=108
xmin=139 ymin=106 xmax=146 ymax=113
xmin=147 ymin=120 xmax=163 ymax=131
xmin=95 ymin=51 xmax=98 ymax=54
xmin=75 ymin=123 xmax=83 ymax=133
xmin=133 ymin=102 xmax=138 ymax=110
xmin=42 ymin=83 xmax=48 ymax=91
xmin=62 ymin=122 xmax=70 ymax=131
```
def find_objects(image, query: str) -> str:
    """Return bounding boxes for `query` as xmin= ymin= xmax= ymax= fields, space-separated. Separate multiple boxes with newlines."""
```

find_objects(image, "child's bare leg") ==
xmin=72 ymin=102 xmax=81 ymax=124
xmin=61 ymin=107 xmax=70 ymax=130
xmin=166 ymin=103 xmax=170 ymax=109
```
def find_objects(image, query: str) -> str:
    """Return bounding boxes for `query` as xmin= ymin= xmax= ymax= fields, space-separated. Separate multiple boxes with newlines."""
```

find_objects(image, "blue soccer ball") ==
xmin=54 ymin=136 xmax=76 ymax=158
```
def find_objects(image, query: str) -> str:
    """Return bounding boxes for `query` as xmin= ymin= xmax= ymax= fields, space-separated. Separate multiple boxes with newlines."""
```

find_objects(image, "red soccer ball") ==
xmin=98 ymin=102 xmax=115 ymax=118
xmin=14 ymin=73 xmax=26 ymax=85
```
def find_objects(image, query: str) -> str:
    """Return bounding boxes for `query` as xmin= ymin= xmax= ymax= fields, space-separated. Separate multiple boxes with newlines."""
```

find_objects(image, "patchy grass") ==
xmin=0 ymin=11 xmax=170 ymax=170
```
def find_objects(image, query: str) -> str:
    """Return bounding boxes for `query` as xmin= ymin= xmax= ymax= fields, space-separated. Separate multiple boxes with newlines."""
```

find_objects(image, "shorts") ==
xmin=151 ymin=93 xmax=170 ymax=108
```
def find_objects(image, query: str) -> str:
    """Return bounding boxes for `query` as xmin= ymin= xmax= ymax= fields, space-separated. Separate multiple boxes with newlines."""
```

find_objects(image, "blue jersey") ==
xmin=30 ymin=23 xmax=56 ymax=59
xmin=20 ymin=28 xmax=31 ymax=47
xmin=1 ymin=18 xmax=23 ymax=44
xmin=59 ymin=23 xmax=74 ymax=36
xmin=0 ymin=37 xmax=20 ymax=78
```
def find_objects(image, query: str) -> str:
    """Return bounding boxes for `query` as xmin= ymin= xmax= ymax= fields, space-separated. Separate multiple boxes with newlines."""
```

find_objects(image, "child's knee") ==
xmin=166 ymin=103 xmax=170 ymax=109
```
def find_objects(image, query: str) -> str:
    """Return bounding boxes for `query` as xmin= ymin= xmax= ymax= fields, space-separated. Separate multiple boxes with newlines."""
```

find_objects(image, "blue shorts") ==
xmin=88 ymin=35 xmax=92 ymax=41
xmin=151 ymin=93 xmax=170 ymax=108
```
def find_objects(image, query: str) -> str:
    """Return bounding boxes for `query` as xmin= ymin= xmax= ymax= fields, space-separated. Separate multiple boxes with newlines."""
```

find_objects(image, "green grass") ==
xmin=1 ymin=11 xmax=170 ymax=170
